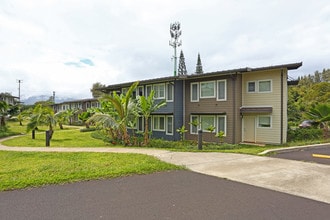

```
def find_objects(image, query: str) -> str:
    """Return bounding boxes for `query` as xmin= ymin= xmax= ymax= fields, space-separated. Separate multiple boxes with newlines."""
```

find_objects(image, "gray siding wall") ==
xmin=184 ymin=75 xmax=242 ymax=144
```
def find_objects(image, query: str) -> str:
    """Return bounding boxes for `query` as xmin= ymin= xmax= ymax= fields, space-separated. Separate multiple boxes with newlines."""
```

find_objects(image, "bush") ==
xmin=80 ymin=127 xmax=97 ymax=132
xmin=287 ymin=128 xmax=322 ymax=142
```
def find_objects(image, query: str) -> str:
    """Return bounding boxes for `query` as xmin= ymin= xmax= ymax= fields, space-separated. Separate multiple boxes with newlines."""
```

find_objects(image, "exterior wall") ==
xmin=53 ymin=99 xmax=99 ymax=113
xmin=241 ymin=68 xmax=286 ymax=144
xmin=0 ymin=94 xmax=18 ymax=105
xmin=150 ymin=80 xmax=183 ymax=141
xmin=184 ymin=74 xmax=242 ymax=144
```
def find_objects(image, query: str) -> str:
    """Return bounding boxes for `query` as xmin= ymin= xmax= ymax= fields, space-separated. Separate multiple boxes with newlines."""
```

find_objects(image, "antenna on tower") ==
xmin=169 ymin=22 xmax=182 ymax=77
xmin=16 ymin=79 xmax=23 ymax=102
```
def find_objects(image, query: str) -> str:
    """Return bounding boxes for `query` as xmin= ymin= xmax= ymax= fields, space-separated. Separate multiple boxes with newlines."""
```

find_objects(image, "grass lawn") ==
xmin=2 ymin=128 xmax=109 ymax=148
xmin=0 ymin=151 xmax=184 ymax=191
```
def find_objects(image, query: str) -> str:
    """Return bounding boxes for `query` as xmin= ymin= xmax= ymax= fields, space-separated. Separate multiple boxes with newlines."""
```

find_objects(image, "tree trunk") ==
xmin=0 ymin=116 xmax=5 ymax=127
xmin=144 ymin=117 xmax=149 ymax=145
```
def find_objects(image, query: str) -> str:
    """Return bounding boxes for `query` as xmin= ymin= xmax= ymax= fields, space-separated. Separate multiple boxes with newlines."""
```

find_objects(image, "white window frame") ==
xmin=153 ymin=115 xmax=165 ymax=131
xmin=137 ymin=86 xmax=144 ymax=97
xmin=217 ymin=115 xmax=227 ymax=136
xmin=145 ymin=85 xmax=152 ymax=97
xmin=200 ymin=115 xmax=216 ymax=132
xmin=166 ymin=115 xmax=173 ymax=135
xmin=166 ymin=83 xmax=174 ymax=102
xmin=257 ymin=115 xmax=272 ymax=128
xmin=191 ymin=82 xmax=199 ymax=102
xmin=258 ymin=80 xmax=272 ymax=93
xmin=190 ymin=115 xmax=200 ymax=134
xmin=122 ymin=87 xmax=128 ymax=95
xmin=153 ymin=83 xmax=165 ymax=99
xmin=247 ymin=81 xmax=256 ymax=93
xmin=217 ymin=80 xmax=227 ymax=101
xmin=200 ymin=81 xmax=216 ymax=98
xmin=137 ymin=117 xmax=144 ymax=132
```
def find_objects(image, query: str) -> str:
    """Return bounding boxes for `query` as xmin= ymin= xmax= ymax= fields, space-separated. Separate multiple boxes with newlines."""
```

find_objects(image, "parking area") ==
xmin=270 ymin=145 xmax=330 ymax=165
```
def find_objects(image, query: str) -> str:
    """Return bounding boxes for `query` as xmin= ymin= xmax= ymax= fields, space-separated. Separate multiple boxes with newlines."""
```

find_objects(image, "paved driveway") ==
xmin=270 ymin=144 xmax=330 ymax=165
xmin=1 ymin=138 xmax=330 ymax=204
xmin=1 ymin=170 xmax=329 ymax=220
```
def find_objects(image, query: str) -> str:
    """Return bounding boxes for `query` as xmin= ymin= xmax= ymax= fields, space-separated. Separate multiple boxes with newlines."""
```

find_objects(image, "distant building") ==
xmin=52 ymin=98 xmax=100 ymax=113
xmin=0 ymin=93 xmax=19 ymax=105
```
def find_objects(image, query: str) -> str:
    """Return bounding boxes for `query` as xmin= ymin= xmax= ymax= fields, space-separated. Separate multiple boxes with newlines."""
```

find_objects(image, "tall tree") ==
xmin=178 ymin=50 xmax=187 ymax=75
xmin=91 ymin=82 xmax=106 ymax=98
xmin=195 ymin=53 xmax=203 ymax=74
xmin=137 ymin=90 xmax=166 ymax=145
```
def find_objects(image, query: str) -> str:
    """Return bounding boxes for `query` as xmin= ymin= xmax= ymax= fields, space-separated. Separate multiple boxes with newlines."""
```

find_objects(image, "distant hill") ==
xmin=22 ymin=95 xmax=75 ymax=105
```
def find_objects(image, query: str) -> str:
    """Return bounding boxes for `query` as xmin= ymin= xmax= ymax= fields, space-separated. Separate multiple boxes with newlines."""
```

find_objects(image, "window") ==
xmin=146 ymin=85 xmax=152 ymax=97
xmin=200 ymin=115 xmax=215 ymax=132
xmin=137 ymin=117 xmax=144 ymax=131
xmin=259 ymin=80 xmax=271 ymax=92
xmin=122 ymin=87 xmax=128 ymax=95
xmin=191 ymin=83 xmax=199 ymax=102
xmin=166 ymin=116 xmax=173 ymax=135
xmin=153 ymin=115 xmax=165 ymax=131
xmin=153 ymin=84 xmax=165 ymax=99
xmin=258 ymin=116 xmax=271 ymax=128
xmin=190 ymin=115 xmax=199 ymax=134
xmin=217 ymin=115 xmax=226 ymax=136
xmin=137 ymin=86 xmax=144 ymax=96
xmin=248 ymin=81 xmax=256 ymax=92
xmin=200 ymin=81 xmax=215 ymax=98
xmin=217 ymin=80 xmax=227 ymax=101
xmin=166 ymin=83 xmax=174 ymax=102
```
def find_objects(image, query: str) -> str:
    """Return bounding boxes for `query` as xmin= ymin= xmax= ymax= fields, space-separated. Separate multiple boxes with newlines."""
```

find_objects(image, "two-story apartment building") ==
xmin=52 ymin=98 xmax=100 ymax=113
xmin=0 ymin=93 xmax=19 ymax=105
xmin=102 ymin=62 xmax=302 ymax=145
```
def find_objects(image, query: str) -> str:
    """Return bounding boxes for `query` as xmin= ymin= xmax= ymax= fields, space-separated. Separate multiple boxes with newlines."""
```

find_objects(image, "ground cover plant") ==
xmin=0 ymin=151 xmax=183 ymax=191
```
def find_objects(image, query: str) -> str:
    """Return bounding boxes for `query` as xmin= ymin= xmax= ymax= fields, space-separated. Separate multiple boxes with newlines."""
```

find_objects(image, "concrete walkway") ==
xmin=0 ymin=138 xmax=329 ymax=204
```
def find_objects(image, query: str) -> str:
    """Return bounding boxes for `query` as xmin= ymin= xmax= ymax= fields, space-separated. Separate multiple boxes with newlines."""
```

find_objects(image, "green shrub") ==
xmin=287 ymin=128 xmax=322 ymax=142
xmin=80 ymin=127 xmax=97 ymax=132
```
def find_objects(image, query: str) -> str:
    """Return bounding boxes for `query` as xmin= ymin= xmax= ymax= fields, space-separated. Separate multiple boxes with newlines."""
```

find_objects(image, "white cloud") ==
xmin=0 ymin=0 xmax=329 ymax=99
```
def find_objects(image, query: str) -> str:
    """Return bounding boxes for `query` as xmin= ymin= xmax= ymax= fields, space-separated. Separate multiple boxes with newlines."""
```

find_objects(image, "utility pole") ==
xmin=53 ymin=91 xmax=55 ymax=103
xmin=169 ymin=22 xmax=182 ymax=77
xmin=16 ymin=79 xmax=23 ymax=102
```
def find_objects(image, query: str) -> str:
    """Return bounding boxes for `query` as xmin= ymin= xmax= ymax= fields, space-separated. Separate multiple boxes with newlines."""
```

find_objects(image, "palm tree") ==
xmin=305 ymin=103 xmax=330 ymax=139
xmin=66 ymin=109 xmax=79 ymax=125
xmin=54 ymin=111 xmax=69 ymax=129
xmin=0 ymin=101 xmax=9 ymax=127
xmin=27 ymin=104 xmax=56 ymax=139
xmin=78 ymin=111 xmax=91 ymax=128
xmin=88 ymin=81 xmax=139 ymax=145
xmin=137 ymin=90 xmax=166 ymax=145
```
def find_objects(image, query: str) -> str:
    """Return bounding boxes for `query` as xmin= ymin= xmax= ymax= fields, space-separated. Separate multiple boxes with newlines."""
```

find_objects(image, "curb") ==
xmin=258 ymin=143 xmax=330 ymax=155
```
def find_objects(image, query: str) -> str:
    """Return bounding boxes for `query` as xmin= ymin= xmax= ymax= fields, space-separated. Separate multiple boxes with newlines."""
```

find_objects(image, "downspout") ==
xmin=232 ymin=73 xmax=236 ymax=144
xmin=182 ymin=79 xmax=186 ymax=141
xmin=280 ymin=69 xmax=284 ymax=144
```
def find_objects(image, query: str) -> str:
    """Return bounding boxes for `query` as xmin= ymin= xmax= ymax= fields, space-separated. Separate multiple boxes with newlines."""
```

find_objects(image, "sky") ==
xmin=1 ymin=0 xmax=329 ymax=100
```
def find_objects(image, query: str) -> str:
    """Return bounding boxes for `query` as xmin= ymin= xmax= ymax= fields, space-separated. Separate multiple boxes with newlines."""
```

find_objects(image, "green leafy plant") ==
xmin=206 ymin=125 xmax=216 ymax=133
xmin=215 ymin=130 xmax=225 ymax=143
xmin=176 ymin=125 xmax=188 ymax=141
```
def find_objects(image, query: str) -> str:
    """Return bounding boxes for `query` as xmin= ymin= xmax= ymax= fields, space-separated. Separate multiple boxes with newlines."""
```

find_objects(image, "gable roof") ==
xmin=102 ymin=62 xmax=302 ymax=92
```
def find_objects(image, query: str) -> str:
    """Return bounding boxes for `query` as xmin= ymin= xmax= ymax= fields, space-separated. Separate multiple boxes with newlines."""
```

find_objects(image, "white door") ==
xmin=243 ymin=116 xmax=256 ymax=143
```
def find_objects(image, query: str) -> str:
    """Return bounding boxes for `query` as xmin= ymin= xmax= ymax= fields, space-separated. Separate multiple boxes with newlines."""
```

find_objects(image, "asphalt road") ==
xmin=270 ymin=145 xmax=330 ymax=165
xmin=0 ymin=170 xmax=329 ymax=220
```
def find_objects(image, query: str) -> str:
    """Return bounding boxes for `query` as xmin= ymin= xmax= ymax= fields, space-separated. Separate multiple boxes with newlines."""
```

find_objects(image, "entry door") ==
xmin=243 ymin=116 xmax=256 ymax=143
